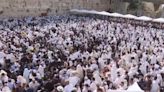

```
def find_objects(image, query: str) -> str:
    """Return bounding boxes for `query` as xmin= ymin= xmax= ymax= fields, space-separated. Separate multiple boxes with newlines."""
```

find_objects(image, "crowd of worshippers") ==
xmin=0 ymin=15 xmax=163 ymax=92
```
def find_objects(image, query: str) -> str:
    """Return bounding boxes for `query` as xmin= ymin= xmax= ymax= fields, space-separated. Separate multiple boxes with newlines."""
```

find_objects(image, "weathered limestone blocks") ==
xmin=142 ymin=1 xmax=155 ymax=17
xmin=0 ymin=0 xmax=110 ymax=18
xmin=156 ymin=4 xmax=164 ymax=18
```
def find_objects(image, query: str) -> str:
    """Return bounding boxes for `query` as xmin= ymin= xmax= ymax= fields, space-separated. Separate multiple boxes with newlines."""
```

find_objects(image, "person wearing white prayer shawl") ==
xmin=56 ymin=86 xmax=64 ymax=92
xmin=29 ymin=80 xmax=40 ymax=92
xmin=98 ymin=57 xmax=106 ymax=70
xmin=114 ymin=72 xmax=125 ymax=86
xmin=0 ymin=51 xmax=5 ymax=66
xmin=89 ymin=79 xmax=97 ymax=92
xmin=0 ymin=80 xmax=2 ymax=90
xmin=151 ymin=76 xmax=160 ymax=92
xmin=59 ymin=68 xmax=69 ymax=80
xmin=76 ymin=85 xmax=81 ymax=92
xmin=67 ymin=72 xmax=80 ymax=87
xmin=38 ymin=62 xmax=46 ymax=78
xmin=69 ymin=51 xmax=80 ymax=60
xmin=47 ymin=50 xmax=53 ymax=62
xmin=84 ymin=76 xmax=91 ymax=86
xmin=11 ymin=61 xmax=21 ymax=73
xmin=7 ymin=79 xmax=15 ymax=91
xmin=17 ymin=75 xmax=27 ymax=87
xmin=27 ymin=45 xmax=34 ymax=53
xmin=27 ymin=31 xmax=34 ymax=41
xmin=116 ymin=67 xmax=125 ymax=77
xmin=2 ymin=86 xmax=11 ymax=92
xmin=0 ymin=51 xmax=6 ymax=58
xmin=128 ymin=64 xmax=138 ymax=78
xmin=93 ymin=70 xmax=102 ymax=85
xmin=121 ymin=53 xmax=131 ymax=69
xmin=0 ymin=70 xmax=7 ymax=78
xmin=23 ymin=68 xmax=30 ymax=83
xmin=82 ymin=84 xmax=89 ymax=92
xmin=150 ymin=54 xmax=157 ymax=64
xmin=29 ymin=70 xmax=37 ymax=81
xmin=139 ymin=61 xmax=149 ymax=75
xmin=64 ymin=81 xmax=76 ymax=92
xmin=0 ymin=42 xmax=3 ymax=49
xmin=0 ymin=73 xmax=8 ymax=83
xmin=35 ymin=70 xmax=42 ymax=80
xmin=90 ymin=61 xmax=98 ymax=72
xmin=110 ymin=62 xmax=117 ymax=83
xmin=32 ymin=54 xmax=38 ymax=64
xmin=76 ymin=64 xmax=83 ymax=80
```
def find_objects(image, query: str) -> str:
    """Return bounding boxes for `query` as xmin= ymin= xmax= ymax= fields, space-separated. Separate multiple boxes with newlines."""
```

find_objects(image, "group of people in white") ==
xmin=0 ymin=15 xmax=163 ymax=92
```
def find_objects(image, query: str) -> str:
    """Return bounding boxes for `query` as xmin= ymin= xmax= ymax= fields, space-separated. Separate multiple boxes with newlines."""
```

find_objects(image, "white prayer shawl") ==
xmin=157 ymin=55 xmax=163 ymax=62
xmin=48 ymin=50 xmax=53 ymax=60
xmin=0 ymin=70 xmax=7 ymax=78
xmin=68 ymin=60 xmax=73 ymax=67
xmin=128 ymin=66 xmax=138 ymax=78
xmin=17 ymin=75 xmax=27 ymax=86
xmin=90 ymin=64 xmax=98 ymax=71
xmin=93 ymin=71 xmax=102 ymax=85
xmin=6 ymin=53 xmax=16 ymax=63
xmin=77 ymin=86 xmax=81 ymax=92
xmin=98 ymin=57 xmax=105 ymax=70
xmin=32 ymin=54 xmax=38 ymax=63
xmin=127 ymin=82 xmax=144 ymax=92
xmin=157 ymin=74 xmax=163 ymax=84
xmin=150 ymin=80 xmax=160 ymax=92
xmin=29 ymin=81 xmax=40 ymax=89
xmin=150 ymin=54 xmax=157 ymax=64
xmin=27 ymin=31 xmax=34 ymax=41
xmin=1 ymin=75 xmax=8 ymax=82
xmin=64 ymin=84 xmax=75 ymax=92
xmin=0 ymin=58 xmax=4 ymax=66
xmin=122 ymin=54 xmax=131 ymax=67
xmin=82 ymin=86 xmax=88 ymax=92
xmin=69 ymin=51 xmax=80 ymax=60
xmin=23 ymin=68 xmax=30 ymax=82
xmin=13 ymin=37 xmax=19 ymax=45
xmin=90 ymin=81 xmax=97 ymax=92
xmin=68 ymin=76 xmax=80 ymax=87
xmin=29 ymin=73 xmax=35 ymax=81
xmin=76 ymin=64 xmax=83 ymax=79
xmin=0 ymin=42 xmax=3 ymax=48
xmin=38 ymin=64 xmax=45 ymax=78
xmin=114 ymin=77 xmax=123 ymax=86
xmin=117 ymin=68 xmax=125 ymax=76
xmin=139 ymin=61 xmax=149 ymax=74
xmin=84 ymin=78 xmax=91 ymax=85
xmin=2 ymin=86 xmax=11 ymax=92
xmin=111 ymin=63 xmax=117 ymax=82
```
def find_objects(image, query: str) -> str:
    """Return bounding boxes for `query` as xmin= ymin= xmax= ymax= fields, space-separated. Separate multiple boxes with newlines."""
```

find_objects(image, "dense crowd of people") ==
xmin=0 ymin=15 xmax=163 ymax=92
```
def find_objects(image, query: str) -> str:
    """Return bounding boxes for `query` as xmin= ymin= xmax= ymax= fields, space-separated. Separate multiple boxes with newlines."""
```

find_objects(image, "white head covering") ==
xmin=57 ymin=86 xmax=64 ymax=92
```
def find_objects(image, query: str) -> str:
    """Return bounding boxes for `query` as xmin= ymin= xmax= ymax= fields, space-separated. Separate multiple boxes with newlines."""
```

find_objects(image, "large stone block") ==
xmin=0 ymin=0 xmax=10 ymax=9
xmin=142 ymin=1 xmax=155 ymax=17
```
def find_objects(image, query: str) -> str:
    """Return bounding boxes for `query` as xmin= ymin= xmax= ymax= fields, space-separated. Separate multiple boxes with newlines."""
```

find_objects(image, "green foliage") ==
xmin=128 ymin=0 xmax=141 ymax=10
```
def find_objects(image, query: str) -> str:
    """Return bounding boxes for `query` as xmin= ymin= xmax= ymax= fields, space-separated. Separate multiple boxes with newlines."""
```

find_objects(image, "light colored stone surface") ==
xmin=0 ymin=0 xmax=164 ymax=18
xmin=156 ymin=5 xmax=164 ymax=18
xmin=0 ymin=0 xmax=110 ymax=18
xmin=142 ymin=1 xmax=155 ymax=17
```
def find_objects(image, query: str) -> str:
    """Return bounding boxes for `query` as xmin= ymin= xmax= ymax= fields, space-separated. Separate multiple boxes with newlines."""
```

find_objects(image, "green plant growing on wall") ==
xmin=128 ymin=0 xmax=141 ymax=10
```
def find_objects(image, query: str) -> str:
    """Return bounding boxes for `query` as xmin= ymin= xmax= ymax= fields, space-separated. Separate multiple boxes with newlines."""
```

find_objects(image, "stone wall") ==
xmin=0 ymin=0 xmax=110 ymax=18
